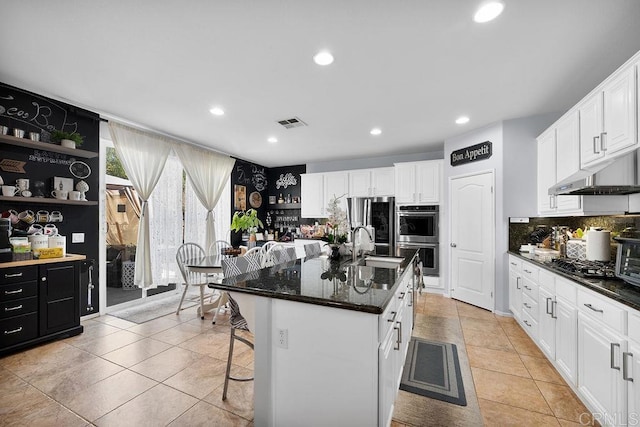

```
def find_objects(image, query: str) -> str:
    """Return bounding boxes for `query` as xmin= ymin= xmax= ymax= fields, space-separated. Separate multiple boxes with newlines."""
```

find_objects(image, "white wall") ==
xmin=442 ymin=113 xmax=558 ymax=314
xmin=306 ymin=151 xmax=444 ymax=173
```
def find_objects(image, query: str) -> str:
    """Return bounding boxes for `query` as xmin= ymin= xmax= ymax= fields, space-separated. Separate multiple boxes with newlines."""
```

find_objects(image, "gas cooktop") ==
xmin=548 ymin=258 xmax=618 ymax=280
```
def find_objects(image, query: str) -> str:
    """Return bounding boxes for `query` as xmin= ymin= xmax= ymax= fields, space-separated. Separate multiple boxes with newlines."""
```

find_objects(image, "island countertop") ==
xmin=207 ymin=247 xmax=419 ymax=314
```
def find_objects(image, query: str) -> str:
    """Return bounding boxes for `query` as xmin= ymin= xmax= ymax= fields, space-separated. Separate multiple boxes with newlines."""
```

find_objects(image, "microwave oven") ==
xmin=614 ymin=236 xmax=640 ymax=286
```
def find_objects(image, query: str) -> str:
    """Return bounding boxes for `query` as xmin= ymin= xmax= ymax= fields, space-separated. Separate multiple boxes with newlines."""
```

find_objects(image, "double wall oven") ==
xmin=395 ymin=205 xmax=439 ymax=276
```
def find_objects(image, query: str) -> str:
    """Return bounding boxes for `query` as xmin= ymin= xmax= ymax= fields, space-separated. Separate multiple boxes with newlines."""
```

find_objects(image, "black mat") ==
xmin=399 ymin=337 xmax=467 ymax=406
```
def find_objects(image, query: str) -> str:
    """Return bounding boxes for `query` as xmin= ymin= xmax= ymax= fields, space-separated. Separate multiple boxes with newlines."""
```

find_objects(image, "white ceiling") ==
xmin=1 ymin=1 xmax=640 ymax=167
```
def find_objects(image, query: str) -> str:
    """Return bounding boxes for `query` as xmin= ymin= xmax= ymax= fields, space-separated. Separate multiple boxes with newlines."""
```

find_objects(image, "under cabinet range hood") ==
xmin=550 ymin=153 xmax=640 ymax=196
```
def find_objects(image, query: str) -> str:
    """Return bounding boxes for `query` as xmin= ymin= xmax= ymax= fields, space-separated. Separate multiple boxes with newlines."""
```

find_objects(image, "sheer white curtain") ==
xmin=109 ymin=122 xmax=172 ymax=288
xmin=148 ymin=155 xmax=184 ymax=287
xmin=173 ymin=144 xmax=235 ymax=254
xmin=184 ymin=178 xmax=231 ymax=250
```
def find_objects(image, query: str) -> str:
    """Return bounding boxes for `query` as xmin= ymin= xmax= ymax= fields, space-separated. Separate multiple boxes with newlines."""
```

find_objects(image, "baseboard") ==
xmin=494 ymin=310 xmax=513 ymax=317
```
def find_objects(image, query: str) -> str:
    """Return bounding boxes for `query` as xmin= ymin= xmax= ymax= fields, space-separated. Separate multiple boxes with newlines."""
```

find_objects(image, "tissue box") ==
xmin=566 ymin=239 xmax=587 ymax=260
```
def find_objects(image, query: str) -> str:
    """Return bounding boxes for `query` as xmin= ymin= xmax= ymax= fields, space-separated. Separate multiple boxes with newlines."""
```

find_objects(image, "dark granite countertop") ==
xmin=208 ymin=248 xmax=419 ymax=314
xmin=509 ymin=251 xmax=640 ymax=312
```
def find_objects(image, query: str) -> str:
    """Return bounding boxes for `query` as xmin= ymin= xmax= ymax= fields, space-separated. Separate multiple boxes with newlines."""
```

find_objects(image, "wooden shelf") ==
xmin=268 ymin=203 xmax=301 ymax=209
xmin=0 ymin=196 xmax=97 ymax=206
xmin=0 ymin=134 xmax=98 ymax=159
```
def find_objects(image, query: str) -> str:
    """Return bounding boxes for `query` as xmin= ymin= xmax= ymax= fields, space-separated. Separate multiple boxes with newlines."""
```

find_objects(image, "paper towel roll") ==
xmin=586 ymin=228 xmax=610 ymax=261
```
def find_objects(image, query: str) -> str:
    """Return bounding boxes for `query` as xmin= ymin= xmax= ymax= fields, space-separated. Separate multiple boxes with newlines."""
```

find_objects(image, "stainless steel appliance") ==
xmin=548 ymin=258 xmax=617 ymax=279
xmin=346 ymin=196 xmax=394 ymax=254
xmin=396 ymin=242 xmax=439 ymax=276
xmin=396 ymin=205 xmax=439 ymax=244
xmin=615 ymin=236 xmax=640 ymax=286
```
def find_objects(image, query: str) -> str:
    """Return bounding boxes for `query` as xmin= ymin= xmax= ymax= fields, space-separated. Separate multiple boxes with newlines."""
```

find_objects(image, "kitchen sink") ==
xmin=352 ymin=255 xmax=404 ymax=269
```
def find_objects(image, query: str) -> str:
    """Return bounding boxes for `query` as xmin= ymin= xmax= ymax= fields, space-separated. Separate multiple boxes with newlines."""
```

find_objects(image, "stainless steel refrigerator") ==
xmin=346 ymin=196 xmax=395 ymax=255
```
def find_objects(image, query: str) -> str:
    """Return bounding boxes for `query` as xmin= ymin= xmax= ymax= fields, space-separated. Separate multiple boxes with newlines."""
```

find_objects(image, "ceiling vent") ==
xmin=277 ymin=117 xmax=307 ymax=129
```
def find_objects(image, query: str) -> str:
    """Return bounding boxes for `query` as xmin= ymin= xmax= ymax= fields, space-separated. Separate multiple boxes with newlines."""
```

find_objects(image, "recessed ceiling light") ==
xmin=473 ymin=1 xmax=504 ymax=23
xmin=370 ymin=128 xmax=382 ymax=136
xmin=209 ymin=107 xmax=225 ymax=116
xmin=313 ymin=50 xmax=334 ymax=66
xmin=455 ymin=116 xmax=470 ymax=125
xmin=267 ymin=137 xmax=278 ymax=143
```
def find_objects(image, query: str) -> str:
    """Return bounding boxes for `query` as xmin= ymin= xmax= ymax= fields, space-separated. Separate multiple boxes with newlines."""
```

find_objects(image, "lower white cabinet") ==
xmin=577 ymin=314 xmax=627 ymax=425
xmin=508 ymin=256 xmax=523 ymax=321
xmin=554 ymin=296 xmax=578 ymax=385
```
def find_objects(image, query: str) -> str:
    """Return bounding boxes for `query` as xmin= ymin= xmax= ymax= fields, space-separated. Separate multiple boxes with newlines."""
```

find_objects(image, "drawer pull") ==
xmin=399 ymin=292 xmax=406 ymax=300
xmin=584 ymin=303 xmax=603 ymax=313
xmin=4 ymin=326 xmax=23 ymax=335
xmin=523 ymin=302 xmax=531 ymax=309
xmin=4 ymin=304 xmax=23 ymax=312
xmin=4 ymin=288 xmax=23 ymax=295
xmin=524 ymin=285 xmax=531 ymax=291
xmin=510 ymin=262 xmax=517 ymax=266
xmin=523 ymin=320 xmax=531 ymax=327
xmin=611 ymin=343 xmax=621 ymax=370
xmin=387 ymin=311 xmax=397 ymax=323
xmin=623 ymin=352 xmax=634 ymax=382
xmin=524 ymin=269 xmax=532 ymax=274
xmin=4 ymin=272 xmax=23 ymax=278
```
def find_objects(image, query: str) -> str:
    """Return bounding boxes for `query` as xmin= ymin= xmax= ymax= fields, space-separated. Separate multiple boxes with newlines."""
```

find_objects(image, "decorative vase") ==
xmin=248 ymin=232 xmax=256 ymax=249
xmin=60 ymin=139 xmax=76 ymax=149
xmin=329 ymin=244 xmax=341 ymax=260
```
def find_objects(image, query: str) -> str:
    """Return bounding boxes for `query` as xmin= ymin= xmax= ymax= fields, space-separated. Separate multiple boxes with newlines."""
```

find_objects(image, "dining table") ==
xmin=186 ymin=254 xmax=227 ymax=316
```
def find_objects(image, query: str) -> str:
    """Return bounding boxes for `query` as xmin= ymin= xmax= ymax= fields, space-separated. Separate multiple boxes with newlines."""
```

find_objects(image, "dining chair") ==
xmin=209 ymin=239 xmax=232 ymax=257
xmin=304 ymin=242 xmax=323 ymax=259
xmin=175 ymin=242 xmax=215 ymax=319
xmin=262 ymin=243 xmax=297 ymax=268
xmin=220 ymin=252 xmax=262 ymax=400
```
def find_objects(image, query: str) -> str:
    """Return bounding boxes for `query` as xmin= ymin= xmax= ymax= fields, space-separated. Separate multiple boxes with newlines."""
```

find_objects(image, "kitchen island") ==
xmin=208 ymin=248 xmax=419 ymax=427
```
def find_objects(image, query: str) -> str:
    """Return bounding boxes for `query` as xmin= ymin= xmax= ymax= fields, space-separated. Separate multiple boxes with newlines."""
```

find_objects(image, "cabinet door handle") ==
xmin=593 ymin=135 xmax=600 ymax=154
xmin=516 ymin=277 xmax=520 ymax=290
xmin=387 ymin=311 xmax=397 ymax=323
xmin=450 ymin=243 xmax=457 ymax=248
xmin=551 ymin=300 xmax=557 ymax=319
xmin=510 ymin=262 xmax=517 ymax=267
xmin=611 ymin=343 xmax=621 ymax=370
xmin=4 ymin=272 xmax=23 ymax=278
xmin=398 ymin=292 xmax=406 ymax=300
xmin=393 ymin=324 xmax=401 ymax=350
xmin=584 ymin=303 xmax=603 ymax=313
xmin=4 ymin=304 xmax=23 ymax=312
xmin=396 ymin=320 xmax=402 ymax=347
xmin=408 ymin=290 xmax=413 ymax=307
xmin=4 ymin=288 xmax=23 ymax=295
xmin=623 ymin=352 xmax=634 ymax=382
xmin=600 ymin=132 xmax=607 ymax=152
xmin=4 ymin=326 xmax=23 ymax=335
xmin=546 ymin=297 xmax=552 ymax=315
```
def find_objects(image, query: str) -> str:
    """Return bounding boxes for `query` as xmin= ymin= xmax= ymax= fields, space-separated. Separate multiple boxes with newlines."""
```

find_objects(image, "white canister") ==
xmin=28 ymin=233 xmax=49 ymax=251
xmin=48 ymin=234 xmax=66 ymax=256
xmin=586 ymin=227 xmax=611 ymax=261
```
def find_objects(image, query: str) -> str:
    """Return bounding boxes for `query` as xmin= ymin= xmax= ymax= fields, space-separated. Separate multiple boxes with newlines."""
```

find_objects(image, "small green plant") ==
xmin=51 ymin=130 xmax=84 ymax=146
xmin=230 ymin=209 xmax=264 ymax=233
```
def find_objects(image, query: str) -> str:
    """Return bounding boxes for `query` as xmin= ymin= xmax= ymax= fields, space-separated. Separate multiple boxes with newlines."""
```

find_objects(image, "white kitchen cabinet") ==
xmin=508 ymin=256 xmax=523 ymax=321
xmin=349 ymin=167 xmax=395 ymax=197
xmin=301 ymin=173 xmax=325 ymax=218
xmin=555 ymin=111 xmax=581 ymax=184
xmin=394 ymin=160 xmax=441 ymax=205
xmin=578 ymin=313 xmax=627 ymax=426
xmin=581 ymin=65 xmax=637 ymax=168
xmin=626 ymin=340 xmax=640 ymax=423
xmin=301 ymin=171 xmax=349 ymax=218
xmin=538 ymin=285 xmax=556 ymax=358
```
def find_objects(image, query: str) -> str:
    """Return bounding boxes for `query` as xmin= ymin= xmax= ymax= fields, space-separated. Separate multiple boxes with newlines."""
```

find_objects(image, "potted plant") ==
xmin=51 ymin=130 xmax=84 ymax=149
xmin=230 ymin=208 xmax=264 ymax=248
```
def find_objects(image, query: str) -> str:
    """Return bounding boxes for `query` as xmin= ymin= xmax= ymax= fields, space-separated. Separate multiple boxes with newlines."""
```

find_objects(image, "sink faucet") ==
xmin=352 ymin=226 xmax=373 ymax=262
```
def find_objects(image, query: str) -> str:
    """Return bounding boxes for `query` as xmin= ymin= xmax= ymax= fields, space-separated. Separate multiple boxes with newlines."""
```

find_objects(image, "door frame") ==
xmin=448 ymin=168 xmax=496 ymax=312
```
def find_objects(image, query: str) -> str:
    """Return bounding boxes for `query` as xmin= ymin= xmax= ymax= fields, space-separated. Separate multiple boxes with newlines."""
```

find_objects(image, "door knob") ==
xmin=450 ymin=243 xmax=457 ymax=247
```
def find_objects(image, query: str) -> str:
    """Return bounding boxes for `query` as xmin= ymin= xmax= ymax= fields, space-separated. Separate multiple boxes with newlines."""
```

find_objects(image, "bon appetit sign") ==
xmin=450 ymin=141 xmax=492 ymax=166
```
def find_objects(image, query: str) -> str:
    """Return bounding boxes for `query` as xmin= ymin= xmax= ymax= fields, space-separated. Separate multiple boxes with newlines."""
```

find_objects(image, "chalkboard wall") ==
xmin=0 ymin=82 xmax=100 ymax=316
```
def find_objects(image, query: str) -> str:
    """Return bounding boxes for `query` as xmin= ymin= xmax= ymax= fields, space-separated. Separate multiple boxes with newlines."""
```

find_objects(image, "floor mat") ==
xmin=109 ymin=292 xmax=201 ymax=324
xmin=399 ymin=337 xmax=467 ymax=406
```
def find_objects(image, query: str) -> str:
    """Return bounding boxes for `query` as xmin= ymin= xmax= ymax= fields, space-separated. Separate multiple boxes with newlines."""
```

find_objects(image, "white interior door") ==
xmin=450 ymin=171 xmax=495 ymax=311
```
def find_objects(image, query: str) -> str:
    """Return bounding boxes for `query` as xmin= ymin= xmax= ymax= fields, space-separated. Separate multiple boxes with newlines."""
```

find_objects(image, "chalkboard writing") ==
xmin=251 ymin=165 xmax=267 ymax=191
xmin=0 ymin=84 xmax=79 ymax=140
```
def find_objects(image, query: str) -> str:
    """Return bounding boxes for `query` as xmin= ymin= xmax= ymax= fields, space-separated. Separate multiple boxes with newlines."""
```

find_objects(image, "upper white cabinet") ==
xmin=301 ymin=171 xmax=349 ymax=218
xmin=555 ymin=110 xmax=581 ymax=184
xmin=348 ymin=167 xmax=395 ymax=197
xmin=581 ymin=66 xmax=637 ymax=168
xmin=394 ymin=160 xmax=442 ymax=205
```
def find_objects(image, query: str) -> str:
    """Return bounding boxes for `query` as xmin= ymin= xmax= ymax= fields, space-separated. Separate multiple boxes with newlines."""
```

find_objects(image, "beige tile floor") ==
xmin=0 ymin=293 xmax=593 ymax=426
